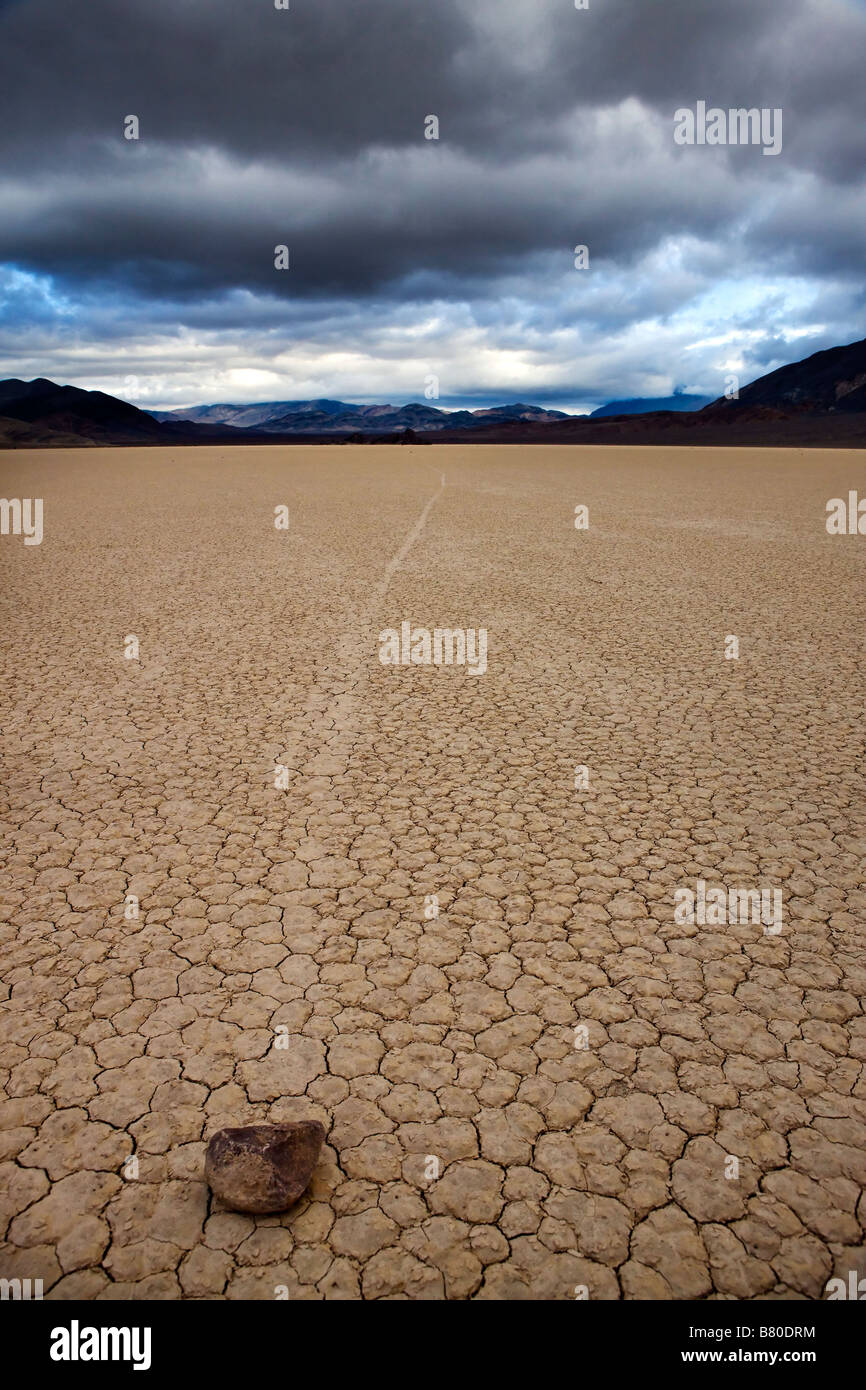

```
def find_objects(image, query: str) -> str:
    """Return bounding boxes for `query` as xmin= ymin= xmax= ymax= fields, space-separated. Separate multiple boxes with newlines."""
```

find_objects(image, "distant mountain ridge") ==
xmin=149 ymin=399 xmax=351 ymax=428
xmin=149 ymin=399 xmax=571 ymax=433
xmin=2 ymin=335 xmax=865 ymax=448
xmin=591 ymin=393 xmax=712 ymax=417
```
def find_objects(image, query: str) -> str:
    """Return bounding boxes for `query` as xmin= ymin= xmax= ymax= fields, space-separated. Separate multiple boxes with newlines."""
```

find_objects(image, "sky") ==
xmin=0 ymin=0 xmax=864 ymax=413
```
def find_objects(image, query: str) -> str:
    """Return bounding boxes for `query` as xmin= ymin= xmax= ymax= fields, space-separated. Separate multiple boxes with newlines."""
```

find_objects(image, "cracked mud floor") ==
xmin=1 ymin=444 xmax=864 ymax=1301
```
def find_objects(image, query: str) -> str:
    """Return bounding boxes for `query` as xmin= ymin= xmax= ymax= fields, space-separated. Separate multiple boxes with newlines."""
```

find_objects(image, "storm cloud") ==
xmin=0 ymin=0 xmax=864 ymax=409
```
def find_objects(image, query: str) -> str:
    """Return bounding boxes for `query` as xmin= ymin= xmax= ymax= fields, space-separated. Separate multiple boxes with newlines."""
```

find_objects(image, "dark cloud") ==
xmin=0 ymin=0 xmax=863 ymax=404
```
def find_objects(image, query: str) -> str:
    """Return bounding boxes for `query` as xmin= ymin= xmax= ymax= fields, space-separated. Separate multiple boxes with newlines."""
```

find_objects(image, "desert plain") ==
xmin=0 ymin=443 xmax=864 ymax=1300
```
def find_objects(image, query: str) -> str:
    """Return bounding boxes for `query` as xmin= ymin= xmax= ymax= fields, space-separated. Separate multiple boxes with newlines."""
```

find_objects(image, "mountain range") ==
xmin=148 ymin=400 xmax=570 ymax=434
xmin=589 ymin=393 xmax=712 ymax=417
xmin=153 ymin=394 xmax=715 ymax=431
xmin=1 ymin=336 xmax=865 ymax=449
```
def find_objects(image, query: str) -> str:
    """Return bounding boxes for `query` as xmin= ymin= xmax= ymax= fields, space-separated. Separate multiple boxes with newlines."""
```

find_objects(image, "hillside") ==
xmin=704 ymin=336 xmax=866 ymax=413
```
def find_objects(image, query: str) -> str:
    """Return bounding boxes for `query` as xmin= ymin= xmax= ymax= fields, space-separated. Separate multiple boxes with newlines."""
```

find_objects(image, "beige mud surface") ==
xmin=1 ymin=444 xmax=864 ymax=1300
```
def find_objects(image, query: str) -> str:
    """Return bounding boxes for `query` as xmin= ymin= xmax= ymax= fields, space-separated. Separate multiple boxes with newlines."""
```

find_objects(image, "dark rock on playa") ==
xmin=205 ymin=1121 xmax=326 ymax=1213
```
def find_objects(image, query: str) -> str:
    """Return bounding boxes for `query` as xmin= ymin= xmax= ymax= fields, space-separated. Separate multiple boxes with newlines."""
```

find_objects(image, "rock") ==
xmin=205 ymin=1122 xmax=325 ymax=1213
